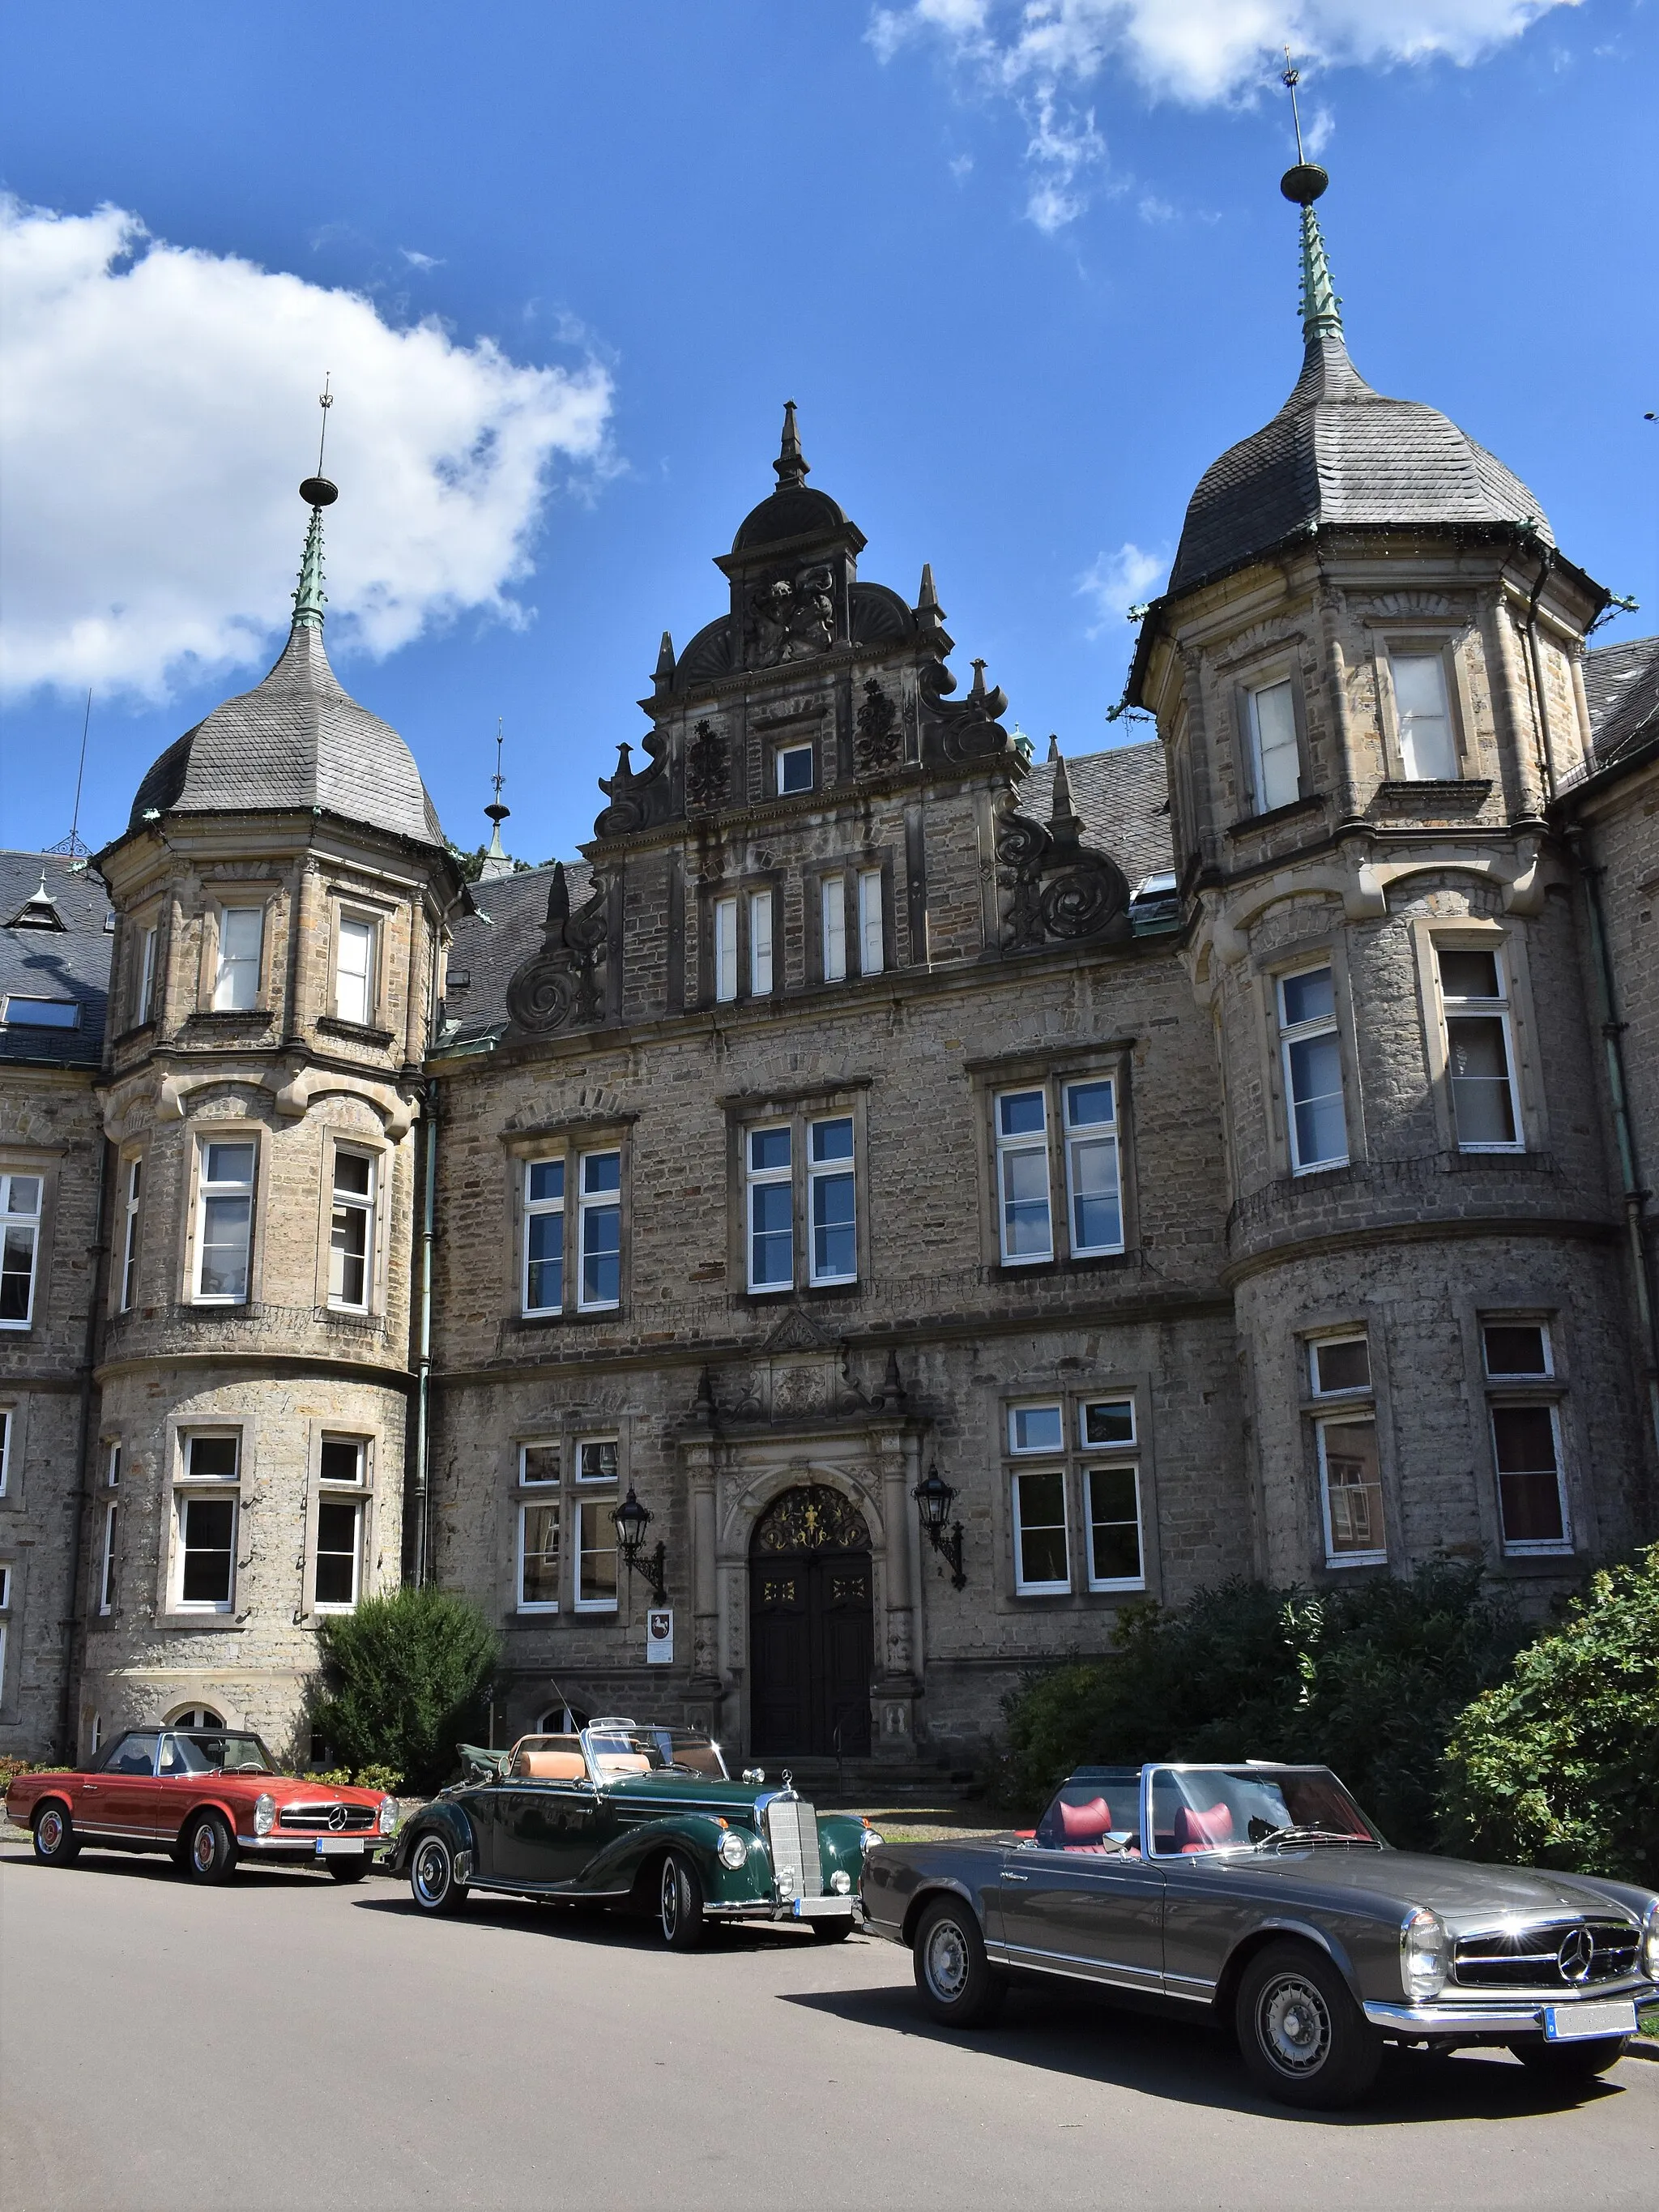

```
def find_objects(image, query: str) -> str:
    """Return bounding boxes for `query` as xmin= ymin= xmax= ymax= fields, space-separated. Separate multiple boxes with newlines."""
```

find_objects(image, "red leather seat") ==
xmin=1173 ymin=1802 xmax=1234 ymax=1852
xmin=1058 ymin=1796 xmax=1111 ymax=1847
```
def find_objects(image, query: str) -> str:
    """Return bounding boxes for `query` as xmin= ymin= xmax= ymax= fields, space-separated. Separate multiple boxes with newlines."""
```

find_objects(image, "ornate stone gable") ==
xmin=503 ymin=861 xmax=610 ymax=1035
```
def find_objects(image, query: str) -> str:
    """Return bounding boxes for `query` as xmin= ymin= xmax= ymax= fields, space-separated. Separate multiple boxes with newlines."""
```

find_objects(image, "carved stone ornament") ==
xmin=684 ymin=718 xmax=730 ymax=809
xmin=996 ymin=755 xmax=1131 ymax=952
xmin=593 ymin=732 xmax=673 ymax=840
xmin=919 ymin=656 xmax=1013 ymax=768
xmin=748 ymin=566 xmax=836 ymax=668
xmin=504 ymin=863 xmax=611 ymax=1033
xmin=854 ymin=679 xmax=902 ymax=774
xmin=753 ymin=1484 xmax=871 ymax=1554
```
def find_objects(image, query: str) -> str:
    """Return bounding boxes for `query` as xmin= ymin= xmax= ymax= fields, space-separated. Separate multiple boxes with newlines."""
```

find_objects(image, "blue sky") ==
xmin=2 ymin=2 xmax=1654 ymax=867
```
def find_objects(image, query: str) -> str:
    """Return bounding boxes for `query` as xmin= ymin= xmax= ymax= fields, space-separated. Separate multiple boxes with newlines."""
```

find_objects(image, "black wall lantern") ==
xmin=611 ymin=1484 xmax=668 ymax=1606
xmin=913 ymin=1462 xmax=966 ymax=1590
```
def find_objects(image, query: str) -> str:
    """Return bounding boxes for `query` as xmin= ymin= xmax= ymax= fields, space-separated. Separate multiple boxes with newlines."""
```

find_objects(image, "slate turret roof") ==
xmin=1582 ymin=634 xmax=1659 ymax=766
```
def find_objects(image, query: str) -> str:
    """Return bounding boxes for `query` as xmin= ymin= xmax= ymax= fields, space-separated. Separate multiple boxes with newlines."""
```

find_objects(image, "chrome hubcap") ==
xmin=38 ymin=1810 xmax=63 ymax=1853
xmin=192 ymin=1825 xmax=215 ymax=1873
xmin=1260 ymin=1975 xmax=1333 ymax=2073
xmin=414 ymin=1842 xmax=449 ymax=1904
xmin=925 ymin=1919 xmax=970 ymax=2002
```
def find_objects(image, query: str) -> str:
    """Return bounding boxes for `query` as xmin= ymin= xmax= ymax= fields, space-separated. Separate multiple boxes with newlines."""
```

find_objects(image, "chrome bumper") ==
xmin=710 ymin=1895 xmax=860 ymax=1924
xmin=1365 ymin=1981 xmax=1657 ymax=2037
xmin=235 ymin=1833 xmax=386 ymax=1855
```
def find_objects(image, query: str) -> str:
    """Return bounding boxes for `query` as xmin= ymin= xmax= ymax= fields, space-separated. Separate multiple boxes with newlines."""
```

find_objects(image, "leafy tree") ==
xmin=445 ymin=841 xmax=533 ymax=883
xmin=309 ymin=1586 xmax=498 ymax=1795
xmin=1002 ymin=1560 xmax=1525 ymax=1849
xmin=1436 ymin=1544 xmax=1659 ymax=1886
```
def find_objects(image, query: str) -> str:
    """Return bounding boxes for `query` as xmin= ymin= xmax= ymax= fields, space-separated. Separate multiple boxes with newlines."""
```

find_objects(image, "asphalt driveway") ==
xmin=2 ymin=1844 xmax=1654 ymax=2211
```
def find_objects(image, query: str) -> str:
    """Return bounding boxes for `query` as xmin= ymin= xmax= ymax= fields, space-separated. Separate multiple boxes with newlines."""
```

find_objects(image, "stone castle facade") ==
xmin=2 ymin=173 xmax=1655 ymax=1769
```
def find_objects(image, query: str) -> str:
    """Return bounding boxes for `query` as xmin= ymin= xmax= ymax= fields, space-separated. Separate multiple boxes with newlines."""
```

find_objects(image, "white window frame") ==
xmin=517 ymin=1496 xmax=562 ymax=1613
xmin=1487 ymin=1399 xmax=1571 ymax=1557
xmin=334 ymin=913 xmax=378 ymax=1027
xmin=137 ymin=925 xmax=158 ymax=1025
xmin=1481 ymin=1317 xmax=1553 ymax=1380
xmin=857 ymin=868 xmax=884 ymax=976
xmin=191 ymin=1138 xmax=256 ymax=1305
xmin=0 ymin=1407 xmax=11 ymax=1496
xmin=327 ymin=1147 xmax=377 ymax=1313
xmin=106 ymin=1438 xmax=121 ymax=1488
xmin=98 ymin=1501 xmax=119 ymax=1616
xmin=821 ymin=875 xmax=847 ymax=983
xmin=1387 ymin=647 xmax=1459 ymax=782
xmin=1062 ymin=1078 xmax=1124 ymax=1258
xmin=522 ymin=1156 xmax=566 ymax=1317
xmin=748 ymin=888 xmax=774 ymax=997
xmin=994 ymin=1088 xmax=1053 ymax=1265
xmin=1314 ymin=1414 xmax=1387 ymax=1567
xmin=576 ymin=1149 xmax=622 ymax=1313
xmin=0 ymin=1172 xmax=44 ymax=1330
xmin=118 ymin=1154 xmax=143 ymax=1312
xmin=1308 ymin=1334 xmax=1371 ymax=1399
xmin=1010 ymin=1466 xmax=1071 ymax=1596
xmin=745 ymin=1124 xmax=795 ymax=1293
xmin=776 ymin=741 xmax=814 ymax=796
xmin=172 ymin=1432 xmax=241 ymax=1615
xmin=713 ymin=895 xmax=739 ymax=1004
xmin=313 ymin=1492 xmax=365 ymax=1612
xmin=212 ymin=904 xmax=265 ymax=1011
xmin=1277 ymin=964 xmax=1349 ymax=1174
xmin=806 ymin=1114 xmax=857 ymax=1287
xmin=1083 ymin=1462 xmax=1145 ymax=1593
xmin=1247 ymin=677 xmax=1302 ymax=814
xmin=1436 ymin=944 xmax=1525 ymax=1155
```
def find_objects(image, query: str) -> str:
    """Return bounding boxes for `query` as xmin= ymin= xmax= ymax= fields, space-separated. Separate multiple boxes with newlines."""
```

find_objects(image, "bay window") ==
xmin=193 ymin=1142 xmax=255 ymax=1303
xmin=118 ymin=1155 xmax=143 ymax=1311
xmin=213 ymin=906 xmax=264 ymax=1010
xmin=1278 ymin=965 xmax=1348 ymax=1172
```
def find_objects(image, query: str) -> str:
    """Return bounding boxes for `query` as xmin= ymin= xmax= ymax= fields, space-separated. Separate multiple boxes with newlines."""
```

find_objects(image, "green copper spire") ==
xmin=1296 ymin=199 xmax=1343 ymax=344
xmin=291 ymin=498 xmax=329 ymax=630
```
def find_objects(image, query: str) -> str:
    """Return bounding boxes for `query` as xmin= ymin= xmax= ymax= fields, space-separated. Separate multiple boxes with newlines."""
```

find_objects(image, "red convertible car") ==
xmin=6 ymin=1724 xmax=396 ymax=1883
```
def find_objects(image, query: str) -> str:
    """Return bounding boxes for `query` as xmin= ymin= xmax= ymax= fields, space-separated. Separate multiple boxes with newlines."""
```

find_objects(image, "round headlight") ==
xmin=830 ymin=1869 xmax=851 ymax=1895
xmin=1641 ymin=1900 xmax=1659 ymax=1980
xmin=860 ymin=1826 xmax=883 ymax=1855
xmin=718 ymin=1828 xmax=747 ymax=1869
xmin=377 ymin=1796 xmax=398 ymax=1835
xmin=1401 ymin=1907 xmax=1448 ymax=2000
xmin=254 ymin=1792 xmax=276 ymax=1837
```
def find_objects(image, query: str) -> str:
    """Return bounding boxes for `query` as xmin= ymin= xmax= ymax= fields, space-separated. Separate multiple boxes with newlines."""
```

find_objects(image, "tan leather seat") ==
xmin=514 ymin=1748 xmax=588 ymax=1781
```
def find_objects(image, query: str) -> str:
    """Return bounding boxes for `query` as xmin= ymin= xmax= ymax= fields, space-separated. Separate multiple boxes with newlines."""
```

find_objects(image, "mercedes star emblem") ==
xmin=1557 ymin=1924 xmax=1594 ymax=1982
xmin=328 ymin=1802 xmax=348 ymax=1832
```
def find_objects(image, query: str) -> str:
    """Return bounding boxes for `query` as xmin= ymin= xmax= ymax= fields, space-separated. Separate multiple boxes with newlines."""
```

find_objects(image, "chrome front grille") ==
xmin=764 ymin=1796 xmax=823 ymax=1898
xmin=1452 ymin=1918 xmax=1640 ymax=1989
xmin=277 ymin=1802 xmax=377 ymax=1833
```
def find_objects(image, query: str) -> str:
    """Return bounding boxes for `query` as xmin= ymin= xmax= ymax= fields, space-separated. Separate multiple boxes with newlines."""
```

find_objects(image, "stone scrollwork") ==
xmin=996 ymin=759 xmax=1132 ymax=952
xmin=854 ymin=679 xmax=902 ymax=774
xmin=684 ymin=718 xmax=730 ymax=809
xmin=919 ymin=655 xmax=1013 ymax=768
xmin=748 ymin=566 xmax=836 ymax=668
xmin=593 ymin=732 xmax=672 ymax=840
xmin=505 ymin=863 xmax=611 ymax=1033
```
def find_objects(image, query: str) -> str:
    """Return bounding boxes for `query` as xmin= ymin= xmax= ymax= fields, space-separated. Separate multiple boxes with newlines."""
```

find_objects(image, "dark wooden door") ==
xmin=749 ymin=1488 xmax=873 ymax=1757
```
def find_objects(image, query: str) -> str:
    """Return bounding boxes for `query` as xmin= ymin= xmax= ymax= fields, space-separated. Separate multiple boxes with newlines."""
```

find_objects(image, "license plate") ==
xmin=314 ymin=1838 xmax=365 ymax=1858
xmin=1543 ymin=2000 xmax=1636 ymax=2042
xmin=791 ymin=1897 xmax=851 ymax=1919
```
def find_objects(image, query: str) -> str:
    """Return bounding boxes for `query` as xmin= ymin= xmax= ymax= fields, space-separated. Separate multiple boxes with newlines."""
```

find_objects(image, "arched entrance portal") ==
xmin=748 ymin=1486 xmax=873 ymax=1757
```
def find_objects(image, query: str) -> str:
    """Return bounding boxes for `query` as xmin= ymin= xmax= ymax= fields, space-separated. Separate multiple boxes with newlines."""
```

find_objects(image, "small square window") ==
xmin=1009 ymin=1403 xmax=1064 ymax=1454
xmin=1080 ymin=1399 xmax=1135 ymax=1447
xmin=186 ymin=1434 xmax=238 ymax=1481
xmin=777 ymin=744 xmax=814 ymax=796
xmin=319 ymin=1437 xmax=365 ymax=1485
xmin=1483 ymin=1322 xmax=1550 ymax=1378
xmin=577 ymin=1439 xmax=619 ymax=1484
xmin=1311 ymin=1338 xmax=1371 ymax=1395
xmin=521 ymin=1443 xmax=561 ymax=1486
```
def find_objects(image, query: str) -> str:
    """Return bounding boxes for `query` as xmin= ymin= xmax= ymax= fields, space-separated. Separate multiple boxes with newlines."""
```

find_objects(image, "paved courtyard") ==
xmin=2 ymin=1844 xmax=1655 ymax=2212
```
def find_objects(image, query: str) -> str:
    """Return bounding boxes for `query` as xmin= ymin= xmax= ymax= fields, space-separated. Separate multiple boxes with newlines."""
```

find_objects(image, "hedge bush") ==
xmin=1002 ymin=1559 xmax=1526 ymax=1849
xmin=1436 ymin=1544 xmax=1659 ymax=1886
xmin=309 ymin=1586 xmax=498 ymax=1795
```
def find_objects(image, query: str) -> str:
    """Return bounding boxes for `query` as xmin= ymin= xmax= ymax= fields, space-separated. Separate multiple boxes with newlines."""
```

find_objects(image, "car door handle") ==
xmin=1003 ymin=1872 xmax=1028 ymax=1882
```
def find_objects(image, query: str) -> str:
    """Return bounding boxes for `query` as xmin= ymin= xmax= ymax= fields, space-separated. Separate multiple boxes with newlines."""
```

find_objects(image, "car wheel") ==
xmin=658 ymin=1851 xmax=706 ymax=1951
xmin=1510 ymin=2035 xmax=1629 ymax=2085
xmin=32 ymin=1802 xmax=79 ymax=1867
xmin=1235 ymin=1941 xmax=1380 ymax=2110
xmin=913 ymin=1897 xmax=1005 ymax=2028
xmin=181 ymin=1811 xmax=237 ymax=1885
xmin=810 ymin=1915 xmax=855 ymax=1944
xmin=408 ymin=1832 xmax=469 ymax=1915
xmin=326 ymin=1860 xmax=371 ymax=1885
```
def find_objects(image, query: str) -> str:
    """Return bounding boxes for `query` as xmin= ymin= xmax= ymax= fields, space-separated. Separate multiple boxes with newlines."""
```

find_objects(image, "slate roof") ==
xmin=1582 ymin=634 xmax=1659 ymax=765
xmin=1169 ymin=335 xmax=1552 ymax=598
xmin=0 ymin=852 xmax=112 ymax=1070
xmin=126 ymin=621 xmax=443 ymax=848
xmin=1022 ymin=741 xmax=1173 ymax=887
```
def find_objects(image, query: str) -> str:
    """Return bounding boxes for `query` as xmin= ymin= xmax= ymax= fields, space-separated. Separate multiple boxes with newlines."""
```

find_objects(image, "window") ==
xmin=0 ymin=1569 xmax=9 ymax=1703
xmin=1278 ymin=967 xmax=1347 ymax=1172
xmin=99 ymin=1502 xmax=119 ymax=1615
xmin=213 ymin=906 xmax=264 ymax=1010
xmin=314 ymin=1500 xmax=362 ymax=1609
xmin=1247 ymin=678 xmax=1301 ymax=813
xmin=1389 ymin=651 xmax=1457 ymax=781
xmin=319 ymin=1436 xmax=366 ymax=1484
xmin=996 ymin=1090 xmax=1052 ymax=1263
xmin=1308 ymin=1333 xmax=1384 ymax=1565
xmin=1482 ymin=1322 xmax=1569 ymax=1552
xmin=0 ymin=1174 xmax=43 ymax=1328
xmin=713 ymin=896 xmax=739 ymax=1004
xmin=1080 ymin=1397 xmax=1141 ymax=1590
xmin=821 ymin=876 xmax=847 ymax=982
xmin=522 ymin=1442 xmax=561 ymax=1485
xmin=137 ymin=925 xmax=158 ymax=1024
xmin=1064 ymin=1079 xmax=1124 ymax=1257
xmin=2 ymin=997 xmax=79 ymax=1028
xmin=746 ymin=1126 xmax=793 ymax=1291
xmin=518 ymin=1498 xmax=561 ymax=1610
xmin=858 ymin=869 xmax=884 ymax=976
xmin=174 ymin=1433 xmax=239 ymax=1612
xmin=335 ymin=916 xmax=376 ymax=1025
xmin=777 ymin=742 xmax=814 ymax=796
xmin=328 ymin=1149 xmax=376 ymax=1310
xmin=577 ymin=1438 xmax=618 ymax=1484
xmin=522 ymin=1159 xmax=565 ymax=1315
xmin=1437 ymin=946 xmax=1522 ymax=1152
xmin=118 ymin=1155 xmax=143 ymax=1311
xmin=578 ymin=1151 xmax=621 ymax=1310
xmin=1009 ymin=1421 xmax=1070 ymax=1597
xmin=106 ymin=1439 xmax=121 ymax=1488
xmin=0 ymin=1407 xmax=11 ymax=1495
xmin=808 ymin=1117 xmax=855 ymax=1284
xmin=577 ymin=1493 xmax=618 ymax=1609
xmin=748 ymin=890 xmax=774 ymax=997
xmin=1010 ymin=1403 xmax=1064 ymax=1454
xmin=193 ymin=1141 xmax=254 ymax=1302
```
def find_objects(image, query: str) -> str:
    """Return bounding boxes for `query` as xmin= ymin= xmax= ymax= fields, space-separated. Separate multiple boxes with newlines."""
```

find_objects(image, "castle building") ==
xmin=2 ymin=168 xmax=1655 ymax=1770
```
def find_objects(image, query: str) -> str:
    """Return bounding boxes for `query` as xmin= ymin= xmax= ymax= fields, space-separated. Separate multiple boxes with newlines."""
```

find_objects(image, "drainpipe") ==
xmin=413 ymin=1078 xmax=438 ymax=1586
xmin=58 ymin=1136 xmax=113 ymax=1760
xmin=1571 ymin=828 xmax=1659 ymax=1459
xmin=1522 ymin=544 xmax=1559 ymax=802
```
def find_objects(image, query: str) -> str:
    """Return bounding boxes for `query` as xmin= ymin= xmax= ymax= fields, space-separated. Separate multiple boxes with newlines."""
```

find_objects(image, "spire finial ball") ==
xmin=1281 ymin=163 xmax=1328 ymax=206
xmin=299 ymin=476 xmax=339 ymax=507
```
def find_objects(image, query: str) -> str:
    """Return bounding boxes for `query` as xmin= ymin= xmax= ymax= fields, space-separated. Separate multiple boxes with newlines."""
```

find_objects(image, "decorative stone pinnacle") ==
xmin=292 ymin=502 xmax=328 ymax=630
xmin=774 ymin=399 xmax=808 ymax=489
xmin=1297 ymin=202 xmax=1343 ymax=344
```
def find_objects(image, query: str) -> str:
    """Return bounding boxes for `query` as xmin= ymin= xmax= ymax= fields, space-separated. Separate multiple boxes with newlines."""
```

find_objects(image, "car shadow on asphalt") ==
xmin=1 ymin=1847 xmax=362 ymax=1891
xmin=351 ymin=1887 xmax=831 ymax=1954
xmin=779 ymin=1979 xmax=1636 ymax=2128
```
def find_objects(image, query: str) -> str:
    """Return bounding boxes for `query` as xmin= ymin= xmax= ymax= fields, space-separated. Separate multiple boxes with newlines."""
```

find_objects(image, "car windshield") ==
xmin=1149 ymin=1766 xmax=1381 ymax=1855
xmin=159 ymin=1732 xmax=275 ymax=1776
xmin=584 ymin=1727 xmax=719 ymax=1778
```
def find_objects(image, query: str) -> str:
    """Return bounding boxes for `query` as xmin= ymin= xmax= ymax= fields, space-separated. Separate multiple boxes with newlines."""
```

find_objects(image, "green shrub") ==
xmin=309 ymin=1586 xmax=498 ymax=1796
xmin=307 ymin=1763 xmax=406 ymax=1795
xmin=1436 ymin=1544 xmax=1659 ymax=1886
xmin=1002 ymin=1559 xmax=1526 ymax=1848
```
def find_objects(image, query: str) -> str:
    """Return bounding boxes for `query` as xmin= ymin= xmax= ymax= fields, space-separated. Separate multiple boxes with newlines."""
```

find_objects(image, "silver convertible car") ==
xmin=859 ymin=1761 xmax=1659 ymax=2108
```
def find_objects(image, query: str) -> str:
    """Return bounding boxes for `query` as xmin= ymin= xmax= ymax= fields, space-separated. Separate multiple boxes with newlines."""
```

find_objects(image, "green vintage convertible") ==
xmin=387 ymin=1719 xmax=879 ymax=1948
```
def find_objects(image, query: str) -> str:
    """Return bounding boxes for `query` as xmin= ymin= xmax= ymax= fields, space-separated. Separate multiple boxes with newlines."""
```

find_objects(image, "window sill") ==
xmin=158 ymin=1612 xmax=245 ymax=1630
xmin=504 ymin=1307 xmax=628 ymax=1332
xmin=1323 ymin=1552 xmax=1389 ymax=1570
xmin=1376 ymin=778 xmax=1492 ymax=806
xmin=316 ymin=1017 xmax=397 ymax=1047
xmin=803 ymin=1279 xmax=861 ymax=1300
xmin=1226 ymin=794 xmax=1325 ymax=839
xmin=188 ymin=1007 xmax=274 ymax=1026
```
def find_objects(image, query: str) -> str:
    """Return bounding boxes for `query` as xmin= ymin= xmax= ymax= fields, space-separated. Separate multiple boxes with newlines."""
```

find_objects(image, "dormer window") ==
xmin=2 ymin=997 xmax=79 ymax=1029
xmin=776 ymin=743 xmax=814 ymax=796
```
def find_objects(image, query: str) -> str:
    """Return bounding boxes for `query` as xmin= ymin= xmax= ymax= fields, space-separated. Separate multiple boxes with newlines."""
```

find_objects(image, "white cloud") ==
xmin=0 ymin=197 xmax=613 ymax=702
xmin=399 ymin=247 xmax=445 ymax=271
xmin=1022 ymin=94 xmax=1107 ymax=229
xmin=1077 ymin=540 xmax=1166 ymax=634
